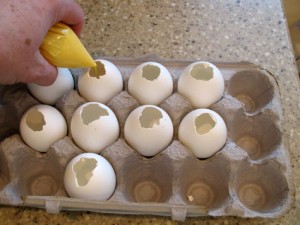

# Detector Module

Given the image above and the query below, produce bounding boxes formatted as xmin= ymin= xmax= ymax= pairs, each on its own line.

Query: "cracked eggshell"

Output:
xmin=20 ymin=104 xmax=67 ymax=152
xmin=124 ymin=105 xmax=173 ymax=157
xmin=178 ymin=108 xmax=227 ymax=158
xmin=178 ymin=61 xmax=224 ymax=108
xmin=128 ymin=62 xmax=173 ymax=105
xmin=70 ymin=102 xmax=119 ymax=153
xmin=64 ymin=153 xmax=116 ymax=200
xmin=27 ymin=68 xmax=74 ymax=105
xmin=78 ymin=59 xmax=123 ymax=103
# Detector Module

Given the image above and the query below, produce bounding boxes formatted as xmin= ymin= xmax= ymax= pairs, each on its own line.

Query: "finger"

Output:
xmin=24 ymin=52 xmax=58 ymax=86
xmin=58 ymin=1 xmax=85 ymax=36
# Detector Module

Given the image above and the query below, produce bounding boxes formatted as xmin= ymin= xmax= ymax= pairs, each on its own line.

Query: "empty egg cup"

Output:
xmin=228 ymin=70 xmax=274 ymax=114
xmin=121 ymin=153 xmax=173 ymax=203
xmin=178 ymin=154 xmax=230 ymax=210
xmin=230 ymin=110 xmax=281 ymax=160
xmin=234 ymin=160 xmax=289 ymax=213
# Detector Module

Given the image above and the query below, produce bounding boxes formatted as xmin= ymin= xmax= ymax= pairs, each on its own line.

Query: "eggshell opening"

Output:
xmin=139 ymin=107 xmax=163 ymax=128
xmin=195 ymin=113 xmax=216 ymax=135
xmin=190 ymin=63 xmax=213 ymax=81
xmin=89 ymin=61 xmax=106 ymax=79
xmin=142 ymin=65 xmax=160 ymax=81
xmin=26 ymin=109 xmax=46 ymax=131
xmin=73 ymin=157 xmax=97 ymax=186
xmin=80 ymin=103 xmax=109 ymax=126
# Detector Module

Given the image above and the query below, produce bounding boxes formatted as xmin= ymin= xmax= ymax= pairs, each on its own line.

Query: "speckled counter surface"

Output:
xmin=1 ymin=0 xmax=299 ymax=224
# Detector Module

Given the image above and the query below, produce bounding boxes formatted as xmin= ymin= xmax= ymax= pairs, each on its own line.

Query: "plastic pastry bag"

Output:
xmin=40 ymin=22 xmax=96 ymax=68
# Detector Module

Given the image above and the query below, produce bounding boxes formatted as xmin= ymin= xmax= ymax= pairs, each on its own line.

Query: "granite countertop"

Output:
xmin=0 ymin=0 xmax=299 ymax=224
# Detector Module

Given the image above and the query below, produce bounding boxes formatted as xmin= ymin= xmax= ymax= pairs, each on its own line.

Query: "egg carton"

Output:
xmin=0 ymin=56 xmax=294 ymax=221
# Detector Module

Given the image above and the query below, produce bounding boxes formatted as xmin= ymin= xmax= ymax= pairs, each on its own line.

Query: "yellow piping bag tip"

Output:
xmin=40 ymin=22 xmax=96 ymax=68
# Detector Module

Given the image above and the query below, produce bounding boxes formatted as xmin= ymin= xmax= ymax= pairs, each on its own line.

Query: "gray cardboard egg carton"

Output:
xmin=0 ymin=56 xmax=294 ymax=221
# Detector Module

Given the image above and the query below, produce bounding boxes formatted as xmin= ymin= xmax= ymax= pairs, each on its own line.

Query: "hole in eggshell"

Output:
xmin=190 ymin=63 xmax=213 ymax=81
xmin=142 ymin=65 xmax=160 ymax=81
xmin=89 ymin=61 xmax=106 ymax=79
xmin=26 ymin=108 xmax=46 ymax=131
xmin=195 ymin=113 xmax=216 ymax=135
xmin=81 ymin=104 xmax=109 ymax=126
xmin=139 ymin=107 xmax=163 ymax=128
xmin=73 ymin=157 xmax=97 ymax=186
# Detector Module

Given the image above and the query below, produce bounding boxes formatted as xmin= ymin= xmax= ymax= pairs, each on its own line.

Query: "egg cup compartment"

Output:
xmin=14 ymin=149 xmax=64 ymax=197
xmin=0 ymin=135 xmax=82 ymax=204
xmin=178 ymin=154 xmax=230 ymax=210
xmin=0 ymin=135 xmax=64 ymax=203
xmin=120 ymin=154 xmax=173 ymax=203
xmin=0 ymin=57 xmax=294 ymax=220
xmin=227 ymin=70 xmax=274 ymax=114
xmin=230 ymin=110 xmax=281 ymax=160
xmin=233 ymin=159 xmax=289 ymax=215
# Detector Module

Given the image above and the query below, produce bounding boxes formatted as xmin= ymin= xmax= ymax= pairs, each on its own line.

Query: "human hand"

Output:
xmin=0 ymin=0 xmax=84 ymax=86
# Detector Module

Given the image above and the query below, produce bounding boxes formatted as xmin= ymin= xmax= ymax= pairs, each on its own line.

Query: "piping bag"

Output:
xmin=40 ymin=22 xmax=96 ymax=68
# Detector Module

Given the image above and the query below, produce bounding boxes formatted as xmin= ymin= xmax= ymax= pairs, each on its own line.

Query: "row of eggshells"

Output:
xmin=28 ymin=59 xmax=224 ymax=108
xmin=20 ymin=59 xmax=227 ymax=200
xmin=20 ymin=60 xmax=226 ymax=158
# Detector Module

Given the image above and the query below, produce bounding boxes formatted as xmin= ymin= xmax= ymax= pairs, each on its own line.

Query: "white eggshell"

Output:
xmin=178 ymin=108 xmax=227 ymax=158
xmin=78 ymin=59 xmax=123 ymax=103
xmin=27 ymin=68 xmax=74 ymax=105
xmin=178 ymin=61 xmax=224 ymax=108
xmin=124 ymin=105 xmax=173 ymax=157
xmin=20 ymin=104 xmax=67 ymax=152
xmin=70 ymin=102 xmax=119 ymax=153
xmin=128 ymin=62 xmax=173 ymax=105
xmin=64 ymin=153 xmax=116 ymax=200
